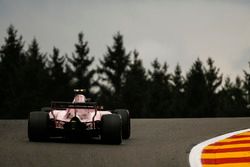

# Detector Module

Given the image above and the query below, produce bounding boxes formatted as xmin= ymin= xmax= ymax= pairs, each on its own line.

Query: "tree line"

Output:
xmin=0 ymin=25 xmax=250 ymax=119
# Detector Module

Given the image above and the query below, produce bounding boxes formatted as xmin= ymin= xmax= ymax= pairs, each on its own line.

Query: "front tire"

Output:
xmin=114 ymin=109 xmax=131 ymax=139
xmin=101 ymin=114 xmax=122 ymax=144
xmin=28 ymin=111 xmax=49 ymax=141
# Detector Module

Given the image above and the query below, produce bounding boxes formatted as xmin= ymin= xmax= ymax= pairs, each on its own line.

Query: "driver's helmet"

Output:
xmin=73 ymin=94 xmax=86 ymax=103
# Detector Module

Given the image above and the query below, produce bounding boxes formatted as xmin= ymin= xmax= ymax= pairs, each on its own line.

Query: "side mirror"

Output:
xmin=97 ymin=106 xmax=104 ymax=110
xmin=86 ymin=98 xmax=91 ymax=102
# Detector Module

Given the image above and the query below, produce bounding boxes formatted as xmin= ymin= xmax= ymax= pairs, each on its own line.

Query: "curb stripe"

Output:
xmin=203 ymin=147 xmax=250 ymax=153
xmin=202 ymin=152 xmax=250 ymax=158
xmin=202 ymin=157 xmax=250 ymax=164
xmin=205 ymin=144 xmax=250 ymax=149
xmin=222 ymin=137 xmax=250 ymax=142
xmin=210 ymin=140 xmax=250 ymax=146
xmin=228 ymin=135 xmax=250 ymax=139
xmin=202 ymin=163 xmax=250 ymax=167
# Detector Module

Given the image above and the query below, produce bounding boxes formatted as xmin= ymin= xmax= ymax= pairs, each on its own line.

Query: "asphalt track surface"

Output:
xmin=1 ymin=118 xmax=250 ymax=167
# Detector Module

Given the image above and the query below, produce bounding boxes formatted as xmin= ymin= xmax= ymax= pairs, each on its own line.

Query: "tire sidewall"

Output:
xmin=28 ymin=111 xmax=49 ymax=141
xmin=114 ymin=109 xmax=131 ymax=139
xmin=101 ymin=114 xmax=122 ymax=144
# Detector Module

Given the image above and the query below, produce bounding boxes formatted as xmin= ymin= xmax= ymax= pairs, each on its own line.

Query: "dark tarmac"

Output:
xmin=0 ymin=118 xmax=250 ymax=167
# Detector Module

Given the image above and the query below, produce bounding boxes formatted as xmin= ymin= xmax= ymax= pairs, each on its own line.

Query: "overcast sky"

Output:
xmin=0 ymin=0 xmax=250 ymax=78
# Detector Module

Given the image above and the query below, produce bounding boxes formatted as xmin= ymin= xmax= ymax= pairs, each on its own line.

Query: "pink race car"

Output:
xmin=28 ymin=89 xmax=130 ymax=144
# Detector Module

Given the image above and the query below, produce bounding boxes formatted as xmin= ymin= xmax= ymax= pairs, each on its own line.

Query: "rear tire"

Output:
xmin=101 ymin=114 xmax=122 ymax=144
xmin=114 ymin=109 xmax=131 ymax=139
xmin=28 ymin=111 xmax=49 ymax=141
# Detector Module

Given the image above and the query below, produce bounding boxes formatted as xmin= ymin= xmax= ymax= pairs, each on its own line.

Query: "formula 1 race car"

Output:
xmin=28 ymin=89 xmax=130 ymax=144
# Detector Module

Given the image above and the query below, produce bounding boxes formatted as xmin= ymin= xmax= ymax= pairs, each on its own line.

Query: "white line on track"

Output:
xmin=189 ymin=128 xmax=250 ymax=167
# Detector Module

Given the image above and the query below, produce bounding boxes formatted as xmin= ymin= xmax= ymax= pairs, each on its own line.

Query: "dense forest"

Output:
xmin=0 ymin=25 xmax=250 ymax=119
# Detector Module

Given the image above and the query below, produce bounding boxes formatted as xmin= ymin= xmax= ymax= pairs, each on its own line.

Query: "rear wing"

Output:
xmin=51 ymin=101 xmax=97 ymax=110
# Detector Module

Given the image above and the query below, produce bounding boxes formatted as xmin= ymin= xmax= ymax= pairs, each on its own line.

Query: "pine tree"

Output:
xmin=243 ymin=62 xmax=250 ymax=105
xmin=217 ymin=77 xmax=233 ymax=117
xmin=49 ymin=47 xmax=70 ymax=100
xmin=148 ymin=59 xmax=172 ymax=117
xmin=233 ymin=76 xmax=248 ymax=116
xmin=50 ymin=47 xmax=65 ymax=80
xmin=68 ymin=32 xmax=95 ymax=96
xmin=205 ymin=58 xmax=223 ymax=94
xmin=185 ymin=58 xmax=207 ymax=117
xmin=170 ymin=64 xmax=185 ymax=117
xmin=24 ymin=38 xmax=50 ymax=110
xmin=204 ymin=57 xmax=223 ymax=117
xmin=0 ymin=25 xmax=26 ymax=118
xmin=172 ymin=64 xmax=184 ymax=94
xmin=218 ymin=76 xmax=248 ymax=117
xmin=0 ymin=25 xmax=25 ymax=67
xmin=122 ymin=50 xmax=148 ymax=118
xmin=97 ymin=32 xmax=130 ymax=107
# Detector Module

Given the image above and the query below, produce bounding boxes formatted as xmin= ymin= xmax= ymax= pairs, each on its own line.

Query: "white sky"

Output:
xmin=0 ymin=0 xmax=250 ymax=78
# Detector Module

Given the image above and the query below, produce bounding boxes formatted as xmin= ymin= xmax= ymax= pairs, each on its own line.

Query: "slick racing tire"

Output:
xmin=101 ymin=114 xmax=122 ymax=145
xmin=41 ymin=107 xmax=51 ymax=112
xmin=28 ymin=111 xmax=49 ymax=141
xmin=114 ymin=109 xmax=131 ymax=139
